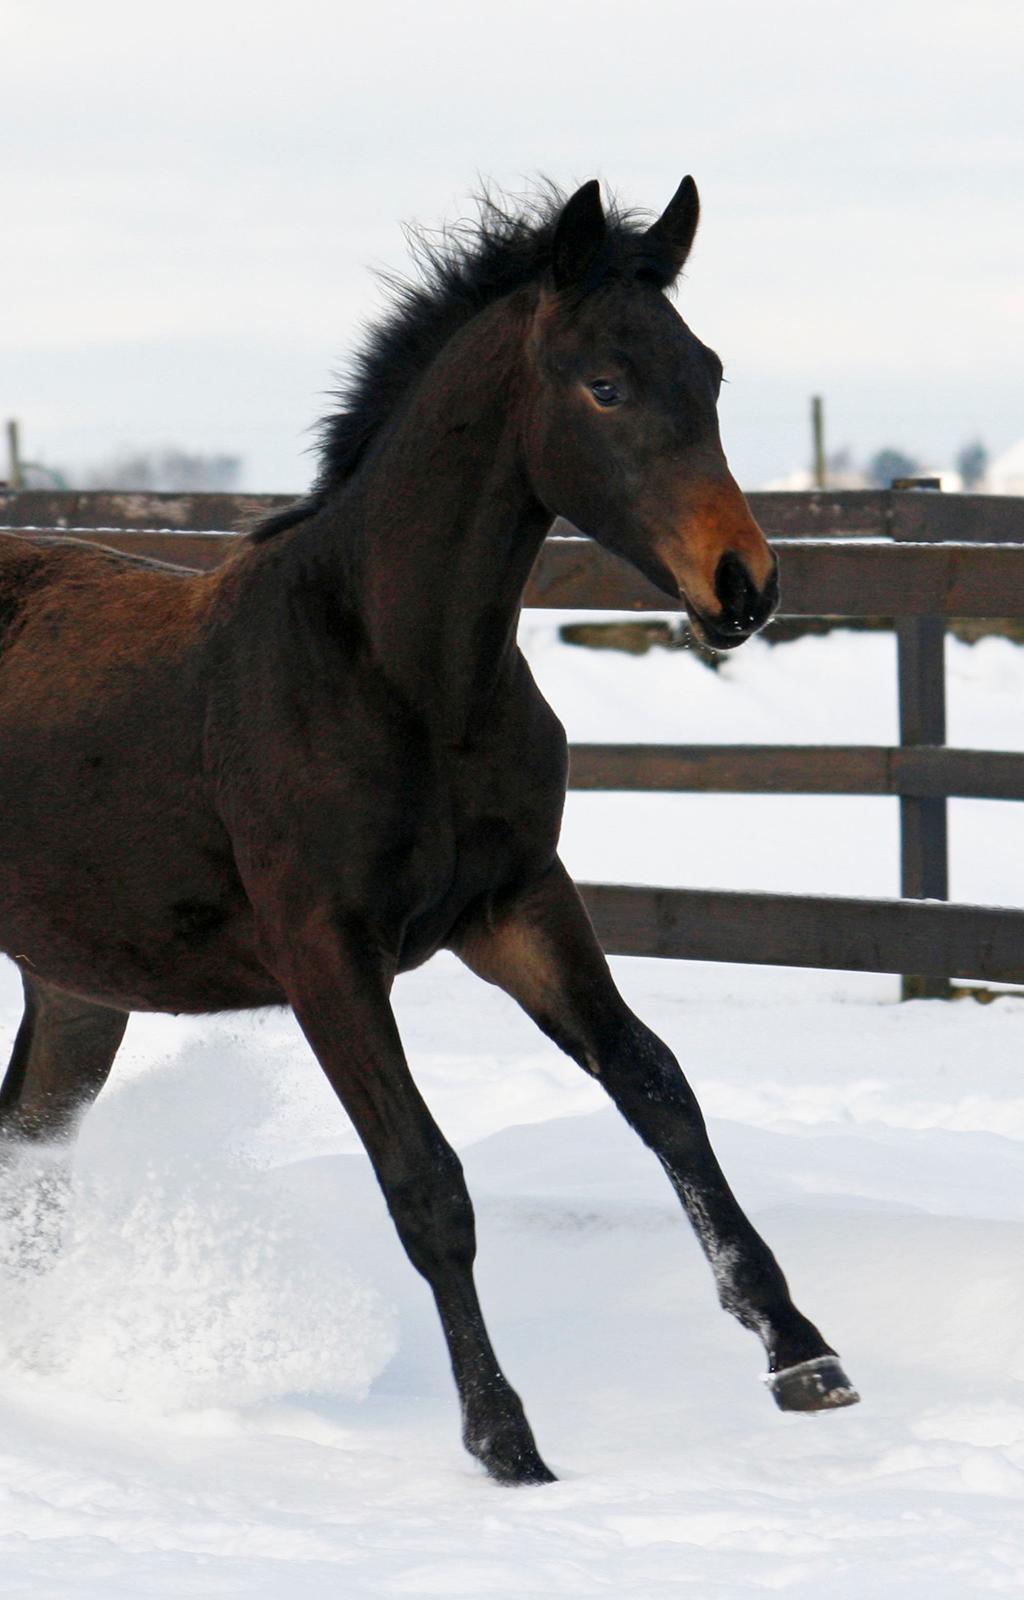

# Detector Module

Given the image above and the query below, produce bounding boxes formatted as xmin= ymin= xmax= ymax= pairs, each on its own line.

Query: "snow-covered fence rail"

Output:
xmin=3 ymin=490 xmax=1023 ymax=994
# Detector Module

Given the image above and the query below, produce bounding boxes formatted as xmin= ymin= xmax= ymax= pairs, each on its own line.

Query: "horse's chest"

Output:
xmin=396 ymin=748 xmax=563 ymax=967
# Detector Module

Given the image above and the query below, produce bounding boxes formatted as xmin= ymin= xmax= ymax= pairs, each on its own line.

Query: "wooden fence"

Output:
xmin=3 ymin=488 xmax=1023 ymax=994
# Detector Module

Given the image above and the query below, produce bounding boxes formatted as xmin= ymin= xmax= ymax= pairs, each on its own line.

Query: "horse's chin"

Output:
xmin=627 ymin=559 xmax=758 ymax=652
xmin=685 ymin=605 xmax=755 ymax=652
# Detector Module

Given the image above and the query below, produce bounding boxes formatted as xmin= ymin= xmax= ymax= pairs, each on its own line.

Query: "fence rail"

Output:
xmin=3 ymin=490 xmax=1023 ymax=991
xmin=3 ymin=487 xmax=1023 ymax=542
xmin=578 ymin=885 xmax=1024 ymax=985
xmin=568 ymin=744 xmax=1024 ymax=802
xmin=7 ymin=524 xmax=1024 ymax=618
xmin=531 ymin=537 xmax=1024 ymax=618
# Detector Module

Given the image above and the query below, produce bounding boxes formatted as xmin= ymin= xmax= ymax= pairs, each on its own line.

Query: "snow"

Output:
xmin=1 ymin=623 xmax=1023 ymax=1597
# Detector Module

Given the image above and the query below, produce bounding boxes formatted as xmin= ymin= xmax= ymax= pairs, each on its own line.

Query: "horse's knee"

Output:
xmin=383 ymin=1146 xmax=477 ymax=1280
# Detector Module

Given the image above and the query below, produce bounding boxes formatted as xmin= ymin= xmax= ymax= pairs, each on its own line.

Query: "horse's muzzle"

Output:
xmin=691 ymin=549 xmax=779 ymax=650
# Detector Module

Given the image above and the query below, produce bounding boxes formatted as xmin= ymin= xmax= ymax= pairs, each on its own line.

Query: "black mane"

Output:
xmin=249 ymin=186 xmax=680 ymax=542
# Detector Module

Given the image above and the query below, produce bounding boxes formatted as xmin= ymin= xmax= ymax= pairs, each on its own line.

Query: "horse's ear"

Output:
xmin=646 ymin=175 xmax=700 ymax=274
xmin=551 ymin=180 xmax=607 ymax=290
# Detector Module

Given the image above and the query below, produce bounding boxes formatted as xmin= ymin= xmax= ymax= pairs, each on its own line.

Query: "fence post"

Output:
xmin=893 ymin=477 xmax=951 ymax=1000
xmin=5 ymin=419 xmax=24 ymax=489
xmin=811 ymin=396 xmax=826 ymax=489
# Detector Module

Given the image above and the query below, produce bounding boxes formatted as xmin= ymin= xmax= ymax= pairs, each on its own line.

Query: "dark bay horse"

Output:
xmin=0 ymin=178 xmax=857 ymax=1483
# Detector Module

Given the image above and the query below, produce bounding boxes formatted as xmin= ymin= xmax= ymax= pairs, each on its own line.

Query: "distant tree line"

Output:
xmin=12 ymin=448 xmax=244 ymax=493
xmin=63 ymin=449 xmax=243 ymax=493
xmin=864 ymin=440 xmax=988 ymax=490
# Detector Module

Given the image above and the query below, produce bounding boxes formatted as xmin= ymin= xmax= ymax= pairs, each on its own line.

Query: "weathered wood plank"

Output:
xmin=535 ymin=538 xmax=1024 ymax=617
xmin=0 ymin=528 xmax=239 ymax=572
xmin=0 ymin=490 xmax=292 ymax=532
xmin=892 ymin=489 xmax=951 ymax=995
xmin=897 ymin=611 xmax=949 ymax=994
xmin=747 ymin=490 xmax=890 ymax=538
xmin=579 ymin=882 xmax=1024 ymax=983
xmin=5 ymin=490 xmax=1022 ymax=541
xmin=567 ymin=744 xmax=1024 ymax=801
xmin=8 ymin=529 xmax=1024 ymax=616
xmin=753 ymin=489 xmax=1022 ymax=544
xmin=551 ymin=493 xmax=892 ymax=541
xmin=889 ymin=492 xmax=1024 ymax=544
xmin=569 ymin=744 xmax=888 ymax=793
xmin=6 ymin=531 xmax=1024 ymax=617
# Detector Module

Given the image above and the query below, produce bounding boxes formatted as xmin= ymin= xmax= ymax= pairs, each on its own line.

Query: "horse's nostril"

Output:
xmin=713 ymin=550 xmax=760 ymax=630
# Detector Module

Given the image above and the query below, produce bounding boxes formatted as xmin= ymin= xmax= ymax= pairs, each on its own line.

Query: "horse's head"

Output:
xmin=523 ymin=179 xmax=777 ymax=649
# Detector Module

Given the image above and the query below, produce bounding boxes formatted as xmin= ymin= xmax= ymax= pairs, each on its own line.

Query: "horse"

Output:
xmin=0 ymin=177 xmax=857 ymax=1484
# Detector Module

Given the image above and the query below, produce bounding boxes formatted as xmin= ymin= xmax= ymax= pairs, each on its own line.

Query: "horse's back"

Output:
xmin=0 ymin=533 xmax=51 ymax=650
xmin=0 ymin=532 xmax=206 ymax=681
xmin=0 ymin=533 xmax=227 ymax=769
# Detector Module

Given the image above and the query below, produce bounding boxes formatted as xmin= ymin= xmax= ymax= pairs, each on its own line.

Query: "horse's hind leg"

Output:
xmin=456 ymin=860 xmax=859 ymax=1417
xmin=0 ymin=974 xmax=127 ymax=1269
xmin=0 ymin=972 xmax=127 ymax=1144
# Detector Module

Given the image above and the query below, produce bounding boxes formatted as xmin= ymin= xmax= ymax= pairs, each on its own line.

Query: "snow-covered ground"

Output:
xmin=1 ymin=625 xmax=1023 ymax=1598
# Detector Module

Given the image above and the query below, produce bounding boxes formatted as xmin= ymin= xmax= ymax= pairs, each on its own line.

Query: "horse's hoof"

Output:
xmin=493 ymin=1452 xmax=558 ymax=1487
xmin=765 ymin=1355 xmax=860 ymax=1413
xmin=466 ymin=1424 xmax=558 ymax=1486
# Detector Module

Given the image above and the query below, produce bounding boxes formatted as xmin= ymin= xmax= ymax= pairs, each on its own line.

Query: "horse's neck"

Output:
xmin=316 ymin=299 xmax=550 ymax=732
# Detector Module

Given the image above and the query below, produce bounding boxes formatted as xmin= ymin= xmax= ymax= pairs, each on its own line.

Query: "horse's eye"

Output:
xmin=590 ymin=379 xmax=622 ymax=408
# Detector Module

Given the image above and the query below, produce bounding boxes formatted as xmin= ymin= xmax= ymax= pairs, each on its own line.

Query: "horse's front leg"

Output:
xmin=455 ymin=860 xmax=859 ymax=1413
xmin=255 ymin=903 xmax=555 ymax=1485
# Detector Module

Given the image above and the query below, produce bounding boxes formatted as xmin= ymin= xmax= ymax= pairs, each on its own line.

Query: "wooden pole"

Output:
xmin=5 ymin=419 xmax=24 ymax=489
xmin=811 ymin=396 xmax=826 ymax=489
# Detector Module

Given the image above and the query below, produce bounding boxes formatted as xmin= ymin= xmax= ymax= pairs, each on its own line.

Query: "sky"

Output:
xmin=3 ymin=0 xmax=1022 ymax=492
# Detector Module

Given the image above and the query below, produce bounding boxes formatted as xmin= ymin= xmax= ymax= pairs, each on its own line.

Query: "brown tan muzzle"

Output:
xmin=659 ymin=476 xmax=779 ymax=650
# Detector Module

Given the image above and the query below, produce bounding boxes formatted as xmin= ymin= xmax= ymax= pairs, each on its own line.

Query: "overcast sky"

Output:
xmin=4 ymin=0 xmax=1021 ymax=490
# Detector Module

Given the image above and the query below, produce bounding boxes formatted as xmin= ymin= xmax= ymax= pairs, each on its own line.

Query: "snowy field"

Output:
xmin=1 ymin=623 xmax=1023 ymax=1598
